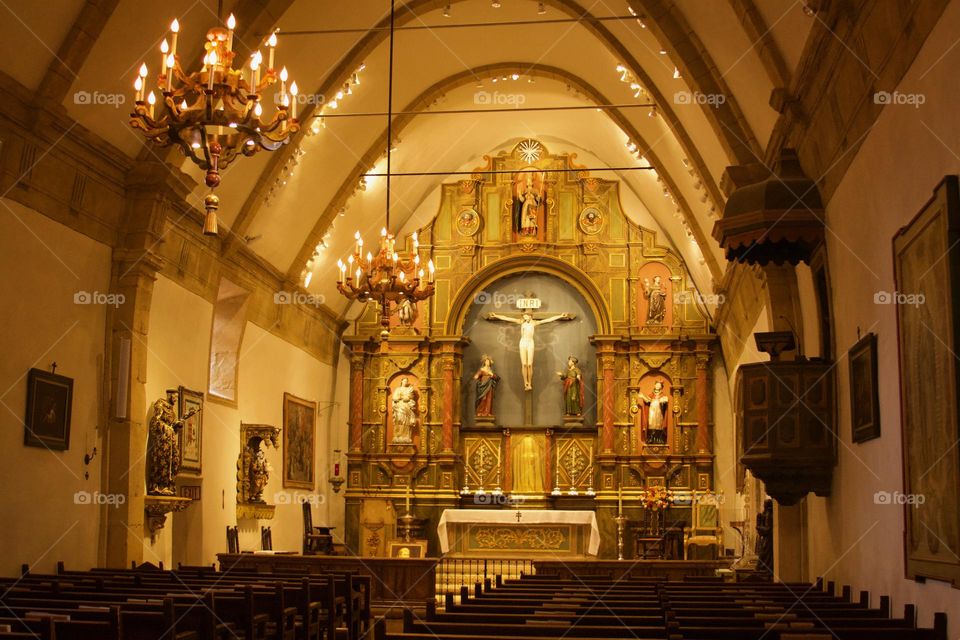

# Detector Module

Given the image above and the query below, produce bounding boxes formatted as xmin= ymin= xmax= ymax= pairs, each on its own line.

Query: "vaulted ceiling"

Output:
xmin=0 ymin=0 xmax=817 ymax=316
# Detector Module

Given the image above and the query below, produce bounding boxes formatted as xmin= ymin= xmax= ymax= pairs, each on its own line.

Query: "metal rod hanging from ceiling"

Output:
xmin=280 ymin=15 xmax=644 ymax=36
xmin=386 ymin=0 xmax=396 ymax=233
xmin=363 ymin=166 xmax=658 ymax=178
xmin=312 ymin=102 xmax=657 ymax=120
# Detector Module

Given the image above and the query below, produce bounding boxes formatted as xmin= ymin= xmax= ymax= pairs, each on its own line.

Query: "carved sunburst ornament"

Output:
xmin=518 ymin=139 xmax=542 ymax=163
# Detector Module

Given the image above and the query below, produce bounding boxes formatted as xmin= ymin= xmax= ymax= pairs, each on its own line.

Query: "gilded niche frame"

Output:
xmin=894 ymin=175 xmax=960 ymax=587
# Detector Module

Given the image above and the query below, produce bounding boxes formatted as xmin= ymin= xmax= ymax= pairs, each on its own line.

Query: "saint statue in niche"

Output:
xmin=473 ymin=355 xmax=500 ymax=418
xmin=486 ymin=310 xmax=573 ymax=390
xmin=512 ymin=171 xmax=546 ymax=236
xmin=642 ymin=275 xmax=668 ymax=324
xmin=634 ymin=380 xmax=669 ymax=445
xmin=146 ymin=391 xmax=199 ymax=495
xmin=391 ymin=378 xmax=419 ymax=444
xmin=557 ymin=355 xmax=585 ymax=416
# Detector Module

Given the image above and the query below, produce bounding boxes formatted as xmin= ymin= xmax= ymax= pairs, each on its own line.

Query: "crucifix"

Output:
xmin=485 ymin=307 xmax=575 ymax=391
xmin=515 ymin=510 xmax=523 ymax=522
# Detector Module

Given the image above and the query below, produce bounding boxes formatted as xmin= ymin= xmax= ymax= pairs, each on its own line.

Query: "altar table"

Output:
xmin=437 ymin=509 xmax=600 ymax=556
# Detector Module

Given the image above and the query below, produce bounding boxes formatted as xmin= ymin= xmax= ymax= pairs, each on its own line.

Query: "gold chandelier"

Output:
xmin=130 ymin=14 xmax=299 ymax=235
xmin=335 ymin=0 xmax=435 ymax=336
xmin=337 ymin=229 xmax=435 ymax=338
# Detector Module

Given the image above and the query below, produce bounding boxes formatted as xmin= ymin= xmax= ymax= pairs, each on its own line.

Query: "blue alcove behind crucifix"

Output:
xmin=460 ymin=272 xmax=598 ymax=428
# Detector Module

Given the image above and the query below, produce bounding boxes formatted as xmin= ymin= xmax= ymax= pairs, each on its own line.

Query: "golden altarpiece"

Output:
xmin=343 ymin=140 xmax=717 ymax=558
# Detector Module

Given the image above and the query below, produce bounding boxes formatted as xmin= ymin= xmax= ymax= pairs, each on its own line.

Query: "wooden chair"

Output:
xmin=302 ymin=504 xmax=334 ymax=555
xmin=684 ymin=491 xmax=723 ymax=559
xmin=226 ymin=525 xmax=239 ymax=554
xmin=261 ymin=526 xmax=273 ymax=551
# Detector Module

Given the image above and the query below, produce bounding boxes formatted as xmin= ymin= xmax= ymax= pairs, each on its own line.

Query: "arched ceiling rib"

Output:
xmin=276 ymin=62 xmax=723 ymax=285
xmin=224 ymin=0 xmax=758 ymax=262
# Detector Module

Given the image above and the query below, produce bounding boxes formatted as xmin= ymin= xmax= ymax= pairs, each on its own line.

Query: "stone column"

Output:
xmin=695 ymin=348 xmax=711 ymax=454
xmin=104 ymin=162 xmax=191 ymax=568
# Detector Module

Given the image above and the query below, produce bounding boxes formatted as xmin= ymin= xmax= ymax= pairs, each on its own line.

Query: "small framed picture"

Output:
xmin=178 ymin=386 xmax=204 ymax=474
xmin=24 ymin=368 xmax=73 ymax=450
xmin=849 ymin=333 xmax=880 ymax=443
xmin=388 ymin=541 xmax=427 ymax=558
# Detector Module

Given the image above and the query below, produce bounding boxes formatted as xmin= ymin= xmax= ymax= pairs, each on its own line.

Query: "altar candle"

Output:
xmin=617 ymin=486 xmax=623 ymax=515
xmin=405 ymin=487 xmax=411 ymax=512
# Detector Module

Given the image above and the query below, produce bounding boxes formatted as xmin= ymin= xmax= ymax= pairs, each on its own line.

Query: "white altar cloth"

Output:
xmin=437 ymin=509 xmax=600 ymax=555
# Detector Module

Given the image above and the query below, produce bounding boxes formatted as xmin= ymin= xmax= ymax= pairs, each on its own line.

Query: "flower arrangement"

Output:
xmin=639 ymin=486 xmax=673 ymax=511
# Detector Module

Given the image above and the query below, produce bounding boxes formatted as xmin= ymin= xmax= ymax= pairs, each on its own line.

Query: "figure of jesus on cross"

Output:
xmin=486 ymin=308 xmax=574 ymax=391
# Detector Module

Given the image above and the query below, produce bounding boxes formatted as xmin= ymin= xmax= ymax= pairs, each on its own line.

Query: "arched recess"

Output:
xmin=207 ymin=278 xmax=251 ymax=403
xmin=225 ymin=0 xmax=749 ymax=260
xmin=278 ymin=63 xmax=723 ymax=284
xmin=443 ymin=254 xmax=613 ymax=337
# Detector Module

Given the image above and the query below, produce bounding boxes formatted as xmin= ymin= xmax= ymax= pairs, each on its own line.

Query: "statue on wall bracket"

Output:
xmin=147 ymin=390 xmax=199 ymax=496
xmin=557 ymin=355 xmax=585 ymax=421
xmin=473 ymin=355 xmax=499 ymax=423
xmin=486 ymin=310 xmax=573 ymax=391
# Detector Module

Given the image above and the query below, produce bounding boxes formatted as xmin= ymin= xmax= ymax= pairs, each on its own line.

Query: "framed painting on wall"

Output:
xmin=177 ymin=386 xmax=203 ymax=474
xmin=849 ymin=333 xmax=880 ymax=443
xmin=894 ymin=175 xmax=960 ymax=587
xmin=283 ymin=392 xmax=316 ymax=489
xmin=24 ymin=368 xmax=73 ymax=450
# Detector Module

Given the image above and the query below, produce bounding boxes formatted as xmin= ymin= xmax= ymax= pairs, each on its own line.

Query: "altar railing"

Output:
xmin=436 ymin=557 xmax=535 ymax=605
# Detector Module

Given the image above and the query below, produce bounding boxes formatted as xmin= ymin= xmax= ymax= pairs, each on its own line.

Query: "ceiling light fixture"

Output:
xmin=129 ymin=15 xmax=299 ymax=236
xmin=336 ymin=0 xmax=435 ymax=338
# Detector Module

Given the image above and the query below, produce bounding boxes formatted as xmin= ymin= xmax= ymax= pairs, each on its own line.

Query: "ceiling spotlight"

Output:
xmin=443 ymin=3 xmax=451 ymax=17
xmin=648 ymin=105 xmax=657 ymax=117
xmin=538 ymin=2 xmax=546 ymax=14
xmin=659 ymin=48 xmax=667 ymax=55
xmin=673 ymin=66 xmax=681 ymax=79
xmin=511 ymin=73 xmax=519 ymax=80
xmin=492 ymin=0 xmax=501 ymax=7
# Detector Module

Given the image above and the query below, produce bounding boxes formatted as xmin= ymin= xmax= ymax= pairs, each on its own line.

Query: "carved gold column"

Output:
xmin=503 ymin=428 xmax=512 ymax=492
xmin=349 ymin=347 xmax=365 ymax=453
xmin=441 ymin=353 xmax=456 ymax=452
xmin=544 ymin=428 xmax=553 ymax=492
xmin=695 ymin=346 xmax=711 ymax=454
